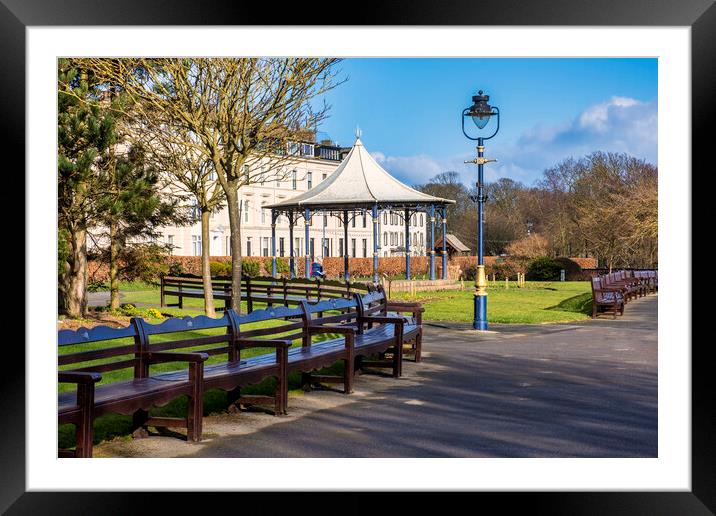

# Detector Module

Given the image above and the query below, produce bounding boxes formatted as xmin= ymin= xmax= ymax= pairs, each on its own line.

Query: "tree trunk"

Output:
xmin=59 ymin=226 xmax=88 ymax=318
xmin=225 ymin=186 xmax=242 ymax=313
xmin=201 ymin=208 xmax=216 ymax=317
xmin=109 ymin=221 xmax=120 ymax=310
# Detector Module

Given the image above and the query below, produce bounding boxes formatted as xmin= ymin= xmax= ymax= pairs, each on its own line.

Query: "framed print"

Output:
xmin=3 ymin=0 xmax=713 ymax=512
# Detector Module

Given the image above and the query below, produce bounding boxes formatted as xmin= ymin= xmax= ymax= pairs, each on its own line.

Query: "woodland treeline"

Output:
xmin=416 ymin=152 xmax=658 ymax=269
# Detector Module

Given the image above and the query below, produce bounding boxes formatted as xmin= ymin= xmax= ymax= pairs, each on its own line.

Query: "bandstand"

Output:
xmin=266 ymin=136 xmax=455 ymax=283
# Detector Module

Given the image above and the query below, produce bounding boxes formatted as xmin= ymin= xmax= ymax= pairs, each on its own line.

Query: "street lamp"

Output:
xmin=462 ymin=90 xmax=500 ymax=331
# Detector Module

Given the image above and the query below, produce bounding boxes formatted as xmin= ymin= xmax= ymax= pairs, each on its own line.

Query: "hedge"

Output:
xmin=87 ymin=254 xmax=596 ymax=283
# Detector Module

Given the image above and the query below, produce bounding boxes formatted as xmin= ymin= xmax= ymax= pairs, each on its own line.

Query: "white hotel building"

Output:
xmin=159 ymin=138 xmax=428 ymax=260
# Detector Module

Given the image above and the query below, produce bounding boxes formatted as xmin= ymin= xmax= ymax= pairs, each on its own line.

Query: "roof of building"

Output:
xmin=265 ymin=137 xmax=455 ymax=211
xmin=436 ymin=233 xmax=471 ymax=252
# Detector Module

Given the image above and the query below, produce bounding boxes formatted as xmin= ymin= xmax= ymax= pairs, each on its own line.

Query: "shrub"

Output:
xmin=145 ymin=308 xmax=165 ymax=319
xmin=270 ymin=257 xmax=290 ymax=277
xmin=209 ymin=261 xmax=231 ymax=277
xmin=168 ymin=261 xmax=184 ymax=276
xmin=118 ymin=303 xmax=140 ymax=316
xmin=525 ymin=256 xmax=562 ymax=281
xmin=242 ymin=259 xmax=261 ymax=278
xmin=118 ymin=244 xmax=169 ymax=283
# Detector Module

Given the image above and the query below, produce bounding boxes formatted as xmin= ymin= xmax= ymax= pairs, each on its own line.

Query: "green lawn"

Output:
xmin=391 ymin=281 xmax=593 ymax=324
xmin=115 ymin=280 xmax=593 ymax=325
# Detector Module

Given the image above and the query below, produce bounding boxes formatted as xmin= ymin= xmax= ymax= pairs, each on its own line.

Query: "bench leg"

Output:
xmin=178 ymin=295 xmax=183 ymax=309
xmin=75 ymin=383 xmax=95 ymax=458
xmin=344 ymin=355 xmax=354 ymax=394
xmin=132 ymin=409 xmax=150 ymax=438
xmin=186 ymin=363 xmax=203 ymax=443
xmin=354 ymin=355 xmax=364 ymax=374
xmin=301 ymin=372 xmax=313 ymax=391
xmin=414 ymin=332 xmax=422 ymax=363
xmin=227 ymin=386 xmax=241 ymax=407
xmin=275 ymin=374 xmax=288 ymax=415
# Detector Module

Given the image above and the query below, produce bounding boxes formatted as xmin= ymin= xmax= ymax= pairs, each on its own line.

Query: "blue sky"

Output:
xmin=316 ymin=58 xmax=657 ymax=186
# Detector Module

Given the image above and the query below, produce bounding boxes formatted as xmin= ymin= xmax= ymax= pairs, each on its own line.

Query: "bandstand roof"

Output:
xmin=265 ymin=137 xmax=455 ymax=212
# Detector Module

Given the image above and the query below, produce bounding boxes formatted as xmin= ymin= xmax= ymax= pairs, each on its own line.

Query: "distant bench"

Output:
xmin=59 ymin=287 xmax=423 ymax=457
xmin=590 ymin=269 xmax=657 ymax=319
xmin=160 ymin=274 xmax=373 ymax=313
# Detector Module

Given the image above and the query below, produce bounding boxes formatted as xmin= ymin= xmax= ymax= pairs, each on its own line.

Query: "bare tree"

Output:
xmin=139 ymin=122 xmax=226 ymax=316
xmin=82 ymin=57 xmax=343 ymax=312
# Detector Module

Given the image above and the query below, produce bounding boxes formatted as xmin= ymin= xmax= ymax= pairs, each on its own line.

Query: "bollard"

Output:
xmin=505 ymin=277 xmax=509 ymax=289
xmin=560 ymin=269 xmax=566 ymax=282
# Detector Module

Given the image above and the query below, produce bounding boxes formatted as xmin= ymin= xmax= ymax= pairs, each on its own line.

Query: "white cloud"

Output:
xmin=370 ymin=151 xmax=445 ymax=185
xmin=369 ymin=96 xmax=657 ymax=187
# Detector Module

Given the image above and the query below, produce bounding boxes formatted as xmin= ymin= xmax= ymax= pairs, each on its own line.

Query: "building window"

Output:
xmin=295 ymin=237 xmax=301 ymax=255
xmin=246 ymin=237 xmax=252 ymax=256
xmin=310 ymin=238 xmax=315 ymax=259
xmin=279 ymin=237 xmax=285 ymax=257
xmin=323 ymin=214 xmax=328 ymax=226
xmin=339 ymin=238 xmax=344 ymax=256
xmin=400 ymin=233 xmax=404 ymax=246
xmin=322 ymin=173 xmax=327 ymax=181
xmin=362 ymin=239 xmax=367 ymax=258
xmin=383 ymin=232 xmax=388 ymax=246
xmin=383 ymin=212 xmax=387 ymax=225
xmin=420 ymin=233 xmax=424 ymax=246
xmin=301 ymin=143 xmax=314 ymax=156
xmin=307 ymin=172 xmax=313 ymax=189
xmin=351 ymin=238 xmax=356 ymax=258
xmin=262 ymin=237 xmax=269 ymax=257
xmin=420 ymin=214 xmax=424 ymax=227
xmin=292 ymin=170 xmax=297 ymax=190
xmin=167 ymin=235 xmax=174 ymax=255
xmin=362 ymin=213 xmax=367 ymax=228
xmin=244 ymin=200 xmax=250 ymax=223
xmin=261 ymin=204 xmax=267 ymax=224
xmin=192 ymin=235 xmax=202 ymax=256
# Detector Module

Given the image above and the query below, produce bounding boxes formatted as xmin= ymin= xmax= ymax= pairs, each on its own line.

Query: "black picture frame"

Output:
xmin=3 ymin=0 xmax=712 ymax=513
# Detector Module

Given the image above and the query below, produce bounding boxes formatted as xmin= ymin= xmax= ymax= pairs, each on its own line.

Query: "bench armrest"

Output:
xmin=142 ymin=351 xmax=209 ymax=364
xmin=235 ymin=338 xmax=292 ymax=350
xmin=58 ymin=371 xmax=102 ymax=384
xmin=360 ymin=315 xmax=407 ymax=326
xmin=386 ymin=302 xmax=424 ymax=313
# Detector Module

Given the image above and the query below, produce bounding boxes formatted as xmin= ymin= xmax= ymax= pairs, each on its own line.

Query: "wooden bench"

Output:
xmin=590 ymin=276 xmax=625 ymax=319
xmin=602 ymin=271 xmax=645 ymax=301
xmin=58 ymin=323 xmax=209 ymax=458
xmin=160 ymin=275 xmax=232 ymax=310
xmin=358 ymin=286 xmax=424 ymax=363
xmin=301 ymin=295 xmax=405 ymax=382
xmin=160 ymin=274 xmax=373 ymax=313
xmin=139 ymin=309 xmax=292 ymax=420
xmin=59 ymin=295 xmax=423 ymax=456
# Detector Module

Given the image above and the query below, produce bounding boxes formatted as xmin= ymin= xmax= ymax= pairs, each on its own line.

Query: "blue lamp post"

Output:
xmin=462 ymin=90 xmax=500 ymax=331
